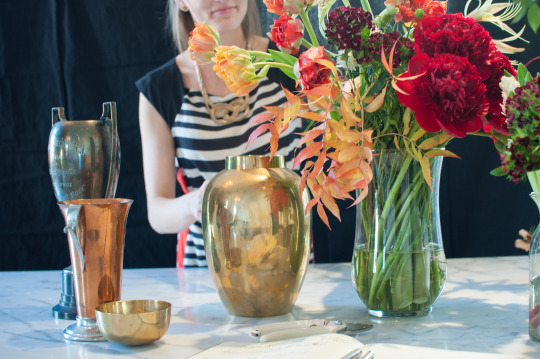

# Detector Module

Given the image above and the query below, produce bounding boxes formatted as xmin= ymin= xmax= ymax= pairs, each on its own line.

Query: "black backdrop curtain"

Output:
xmin=1 ymin=0 xmax=538 ymax=270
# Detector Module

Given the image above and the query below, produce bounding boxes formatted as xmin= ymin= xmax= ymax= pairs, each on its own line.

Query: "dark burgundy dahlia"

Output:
xmin=325 ymin=6 xmax=373 ymax=52
xmin=501 ymin=75 xmax=540 ymax=182
xmin=358 ymin=31 xmax=414 ymax=68
xmin=484 ymin=43 xmax=516 ymax=131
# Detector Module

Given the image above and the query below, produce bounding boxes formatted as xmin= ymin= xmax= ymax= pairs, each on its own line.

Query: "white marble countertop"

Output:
xmin=1 ymin=256 xmax=539 ymax=358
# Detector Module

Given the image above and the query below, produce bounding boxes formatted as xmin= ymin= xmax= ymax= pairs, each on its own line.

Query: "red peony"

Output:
xmin=268 ymin=15 xmax=304 ymax=55
xmin=396 ymin=53 xmax=489 ymax=138
xmin=295 ymin=46 xmax=334 ymax=90
xmin=412 ymin=14 xmax=517 ymax=135
xmin=483 ymin=114 xmax=509 ymax=136
xmin=483 ymin=43 xmax=516 ymax=135
xmin=413 ymin=13 xmax=493 ymax=80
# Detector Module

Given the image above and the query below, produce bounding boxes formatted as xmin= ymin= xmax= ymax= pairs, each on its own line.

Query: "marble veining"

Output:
xmin=0 ymin=256 xmax=538 ymax=358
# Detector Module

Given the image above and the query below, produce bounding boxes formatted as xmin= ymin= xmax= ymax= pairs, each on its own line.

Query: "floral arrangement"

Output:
xmin=189 ymin=0 xmax=523 ymax=225
xmin=189 ymin=0 xmax=527 ymax=314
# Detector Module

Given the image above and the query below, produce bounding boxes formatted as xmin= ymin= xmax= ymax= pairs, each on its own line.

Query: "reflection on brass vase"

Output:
xmin=48 ymin=102 xmax=120 ymax=201
xmin=202 ymin=155 xmax=311 ymax=317
xmin=351 ymin=150 xmax=446 ymax=317
xmin=58 ymin=198 xmax=133 ymax=341
xmin=529 ymin=192 xmax=540 ymax=342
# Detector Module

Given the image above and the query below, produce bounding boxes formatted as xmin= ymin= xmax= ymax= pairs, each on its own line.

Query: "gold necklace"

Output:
xmin=194 ymin=42 xmax=252 ymax=124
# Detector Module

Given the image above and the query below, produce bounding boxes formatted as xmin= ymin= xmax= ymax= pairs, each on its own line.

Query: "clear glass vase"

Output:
xmin=351 ymin=149 xmax=447 ymax=317
xmin=529 ymin=192 xmax=540 ymax=342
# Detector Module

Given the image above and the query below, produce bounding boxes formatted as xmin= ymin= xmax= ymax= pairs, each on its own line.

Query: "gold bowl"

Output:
xmin=95 ymin=300 xmax=171 ymax=346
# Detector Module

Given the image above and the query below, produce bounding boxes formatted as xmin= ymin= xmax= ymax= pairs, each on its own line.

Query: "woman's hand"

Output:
xmin=193 ymin=180 xmax=209 ymax=223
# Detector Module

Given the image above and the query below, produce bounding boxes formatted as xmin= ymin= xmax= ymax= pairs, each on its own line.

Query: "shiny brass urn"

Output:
xmin=202 ymin=155 xmax=311 ymax=317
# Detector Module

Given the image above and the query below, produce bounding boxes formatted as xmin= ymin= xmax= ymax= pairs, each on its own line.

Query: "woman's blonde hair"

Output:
xmin=167 ymin=0 xmax=262 ymax=52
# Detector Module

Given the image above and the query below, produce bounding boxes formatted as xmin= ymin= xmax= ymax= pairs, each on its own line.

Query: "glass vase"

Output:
xmin=529 ymin=192 xmax=540 ymax=342
xmin=351 ymin=149 xmax=447 ymax=317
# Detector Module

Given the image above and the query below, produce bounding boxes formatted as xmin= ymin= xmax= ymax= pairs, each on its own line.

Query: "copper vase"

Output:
xmin=58 ymin=198 xmax=133 ymax=341
xmin=202 ymin=155 xmax=311 ymax=317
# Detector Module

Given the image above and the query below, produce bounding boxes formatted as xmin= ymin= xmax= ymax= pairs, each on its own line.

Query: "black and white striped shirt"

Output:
xmin=136 ymin=57 xmax=302 ymax=267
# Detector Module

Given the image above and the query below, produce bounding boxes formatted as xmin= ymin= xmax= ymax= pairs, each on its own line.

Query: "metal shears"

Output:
xmin=249 ymin=319 xmax=373 ymax=342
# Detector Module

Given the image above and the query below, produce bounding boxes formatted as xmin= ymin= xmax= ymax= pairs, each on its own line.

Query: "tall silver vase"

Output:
xmin=48 ymin=102 xmax=120 ymax=201
xmin=48 ymin=102 xmax=121 ymax=322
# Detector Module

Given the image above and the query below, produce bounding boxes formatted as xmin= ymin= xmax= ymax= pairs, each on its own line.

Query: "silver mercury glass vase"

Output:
xmin=48 ymin=102 xmax=120 ymax=201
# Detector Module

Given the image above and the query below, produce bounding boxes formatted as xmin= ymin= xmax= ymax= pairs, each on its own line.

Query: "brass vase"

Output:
xmin=202 ymin=155 xmax=311 ymax=317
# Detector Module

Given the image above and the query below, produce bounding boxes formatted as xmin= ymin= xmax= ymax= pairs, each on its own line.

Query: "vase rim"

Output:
xmin=58 ymin=198 xmax=134 ymax=206
xmin=225 ymin=155 xmax=284 ymax=170
xmin=372 ymin=147 xmax=445 ymax=154
xmin=530 ymin=192 xmax=540 ymax=212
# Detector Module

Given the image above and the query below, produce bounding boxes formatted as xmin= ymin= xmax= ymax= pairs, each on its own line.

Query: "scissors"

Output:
xmin=249 ymin=319 xmax=373 ymax=342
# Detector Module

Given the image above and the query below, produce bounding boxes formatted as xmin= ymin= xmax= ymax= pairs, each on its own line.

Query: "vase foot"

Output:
xmin=63 ymin=317 xmax=105 ymax=342
xmin=368 ymin=307 xmax=431 ymax=318
xmin=530 ymin=330 xmax=540 ymax=343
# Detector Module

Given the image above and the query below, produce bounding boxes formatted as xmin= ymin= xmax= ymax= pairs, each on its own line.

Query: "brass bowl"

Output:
xmin=95 ymin=300 xmax=171 ymax=346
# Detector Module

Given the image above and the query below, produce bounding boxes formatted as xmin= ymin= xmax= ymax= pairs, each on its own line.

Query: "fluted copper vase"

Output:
xmin=202 ymin=155 xmax=311 ymax=317
xmin=58 ymin=198 xmax=133 ymax=341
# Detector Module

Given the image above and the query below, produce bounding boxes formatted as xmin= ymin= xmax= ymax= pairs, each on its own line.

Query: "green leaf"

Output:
xmin=410 ymin=128 xmax=426 ymax=142
xmin=268 ymin=49 xmax=298 ymax=66
xmin=330 ymin=111 xmax=341 ymax=120
xmin=424 ymin=149 xmax=460 ymax=159
xmin=517 ymin=63 xmax=530 ymax=86
xmin=318 ymin=0 xmax=337 ymax=36
xmin=279 ymin=68 xmax=297 ymax=81
xmin=420 ymin=156 xmax=432 ymax=190
xmin=490 ymin=166 xmax=506 ymax=176
xmin=403 ymin=107 xmax=412 ymax=135
xmin=527 ymin=4 xmax=540 ymax=33
xmin=393 ymin=135 xmax=401 ymax=151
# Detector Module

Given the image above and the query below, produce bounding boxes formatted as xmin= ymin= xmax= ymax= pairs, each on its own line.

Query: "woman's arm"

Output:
xmin=138 ymin=93 xmax=205 ymax=234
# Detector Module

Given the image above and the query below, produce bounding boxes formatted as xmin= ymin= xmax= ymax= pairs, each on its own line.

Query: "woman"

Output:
xmin=136 ymin=0 xmax=302 ymax=267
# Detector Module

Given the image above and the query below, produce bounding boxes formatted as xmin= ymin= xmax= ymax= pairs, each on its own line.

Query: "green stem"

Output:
xmin=384 ymin=170 xmax=423 ymax=246
xmin=369 ymin=180 xmax=423 ymax=303
xmin=248 ymin=50 xmax=273 ymax=60
xmin=379 ymin=154 xmax=413 ymax=226
xmin=359 ymin=0 xmax=373 ymax=14
xmin=412 ymin=251 xmax=429 ymax=304
xmin=300 ymin=9 xmax=319 ymax=47
xmin=468 ymin=130 xmax=507 ymax=147
xmin=393 ymin=252 xmax=413 ymax=309
xmin=368 ymin=154 xmax=414 ymax=302
xmin=301 ymin=38 xmax=313 ymax=49
xmin=528 ymin=170 xmax=540 ymax=196
xmin=253 ymin=62 xmax=294 ymax=71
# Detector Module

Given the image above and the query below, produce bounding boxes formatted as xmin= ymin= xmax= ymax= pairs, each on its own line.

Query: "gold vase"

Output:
xmin=202 ymin=155 xmax=311 ymax=317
